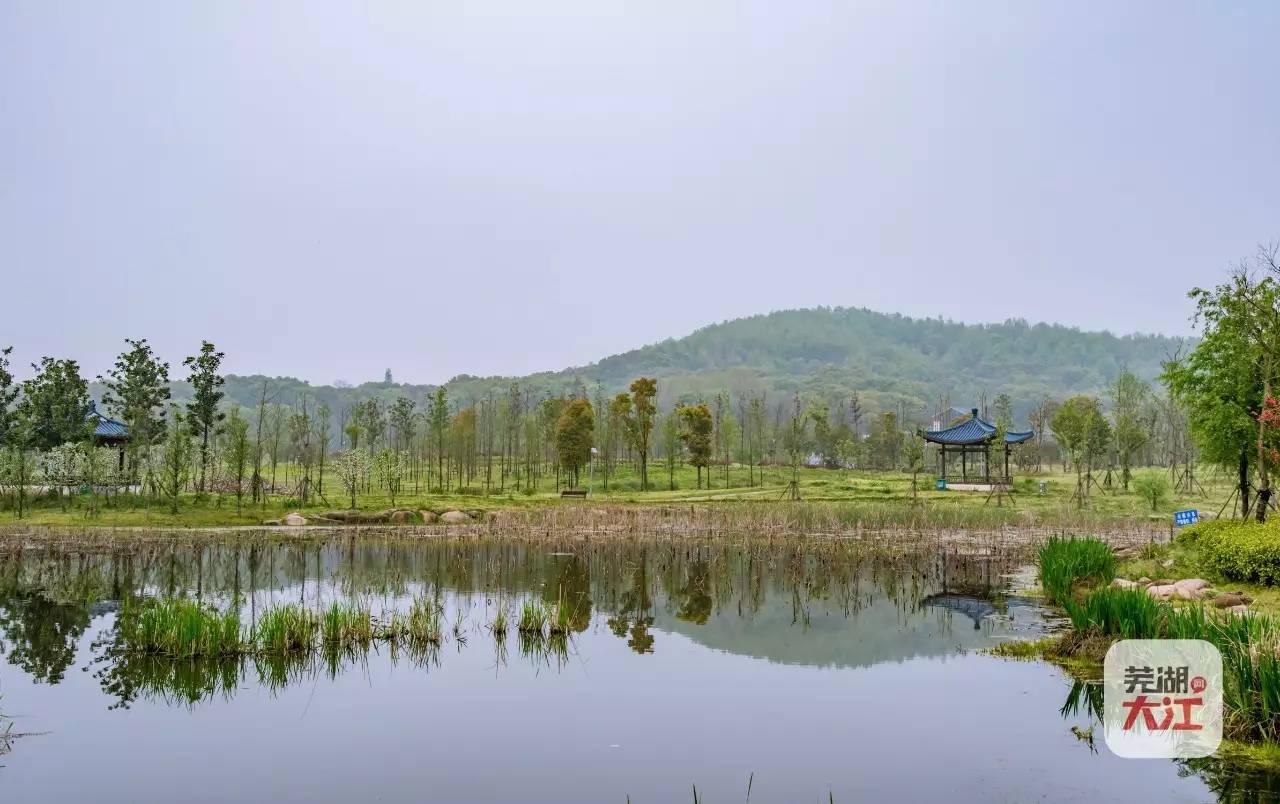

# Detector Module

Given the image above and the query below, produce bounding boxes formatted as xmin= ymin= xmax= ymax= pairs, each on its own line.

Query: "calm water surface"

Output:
xmin=0 ymin=535 xmax=1272 ymax=802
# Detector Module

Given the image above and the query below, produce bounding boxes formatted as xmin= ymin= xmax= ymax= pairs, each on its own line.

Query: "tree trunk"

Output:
xmin=1240 ymin=448 xmax=1251 ymax=520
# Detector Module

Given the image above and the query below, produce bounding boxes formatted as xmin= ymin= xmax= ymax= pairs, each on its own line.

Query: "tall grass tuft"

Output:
xmin=255 ymin=605 xmax=320 ymax=654
xmin=321 ymin=602 xmax=374 ymax=650
xmin=1038 ymin=536 xmax=1115 ymax=604
xmin=128 ymin=598 xmax=247 ymax=658
xmin=517 ymin=599 xmax=548 ymax=635
xmin=1063 ymin=587 xmax=1160 ymax=639
xmin=407 ymin=595 xmax=444 ymax=647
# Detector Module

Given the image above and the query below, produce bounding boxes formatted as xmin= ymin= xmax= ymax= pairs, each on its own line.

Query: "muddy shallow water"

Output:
xmin=0 ymin=535 xmax=1270 ymax=802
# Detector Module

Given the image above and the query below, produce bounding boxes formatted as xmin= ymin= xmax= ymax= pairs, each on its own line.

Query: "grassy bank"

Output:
xmin=0 ymin=464 xmax=1233 ymax=530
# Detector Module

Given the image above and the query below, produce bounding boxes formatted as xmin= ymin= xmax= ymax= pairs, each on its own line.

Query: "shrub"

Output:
xmin=1131 ymin=471 xmax=1169 ymax=512
xmin=1194 ymin=520 xmax=1280 ymax=583
xmin=1038 ymin=536 xmax=1115 ymax=604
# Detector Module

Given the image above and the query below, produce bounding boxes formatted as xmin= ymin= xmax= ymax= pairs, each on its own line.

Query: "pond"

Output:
xmin=0 ymin=533 xmax=1272 ymax=802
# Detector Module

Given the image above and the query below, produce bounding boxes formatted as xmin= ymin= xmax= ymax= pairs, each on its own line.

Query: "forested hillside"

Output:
xmin=183 ymin=307 xmax=1184 ymax=422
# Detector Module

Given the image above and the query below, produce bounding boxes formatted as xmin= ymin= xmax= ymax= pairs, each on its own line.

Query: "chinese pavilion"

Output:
xmin=922 ymin=408 xmax=1033 ymax=488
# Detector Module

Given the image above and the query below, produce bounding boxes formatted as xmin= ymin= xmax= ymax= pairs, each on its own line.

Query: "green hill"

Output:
xmin=168 ymin=307 xmax=1186 ymax=421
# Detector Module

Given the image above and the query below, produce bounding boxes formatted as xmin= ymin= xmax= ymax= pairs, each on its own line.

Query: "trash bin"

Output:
xmin=935 ymin=478 xmax=946 ymax=491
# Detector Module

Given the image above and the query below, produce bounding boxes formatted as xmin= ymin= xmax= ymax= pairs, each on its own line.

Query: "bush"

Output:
xmin=1131 ymin=471 xmax=1169 ymax=512
xmin=1038 ymin=536 xmax=1116 ymax=604
xmin=1194 ymin=520 xmax=1280 ymax=584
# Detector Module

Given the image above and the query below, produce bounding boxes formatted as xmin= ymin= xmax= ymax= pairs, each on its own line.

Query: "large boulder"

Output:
xmin=420 ymin=510 xmax=439 ymax=524
xmin=283 ymin=512 xmax=308 ymax=527
xmin=1147 ymin=584 xmax=1178 ymax=601
xmin=1214 ymin=592 xmax=1254 ymax=609
xmin=388 ymin=510 xmax=415 ymax=524
xmin=441 ymin=510 xmax=471 ymax=524
xmin=1111 ymin=578 xmax=1141 ymax=590
xmin=1172 ymin=579 xmax=1211 ymax=600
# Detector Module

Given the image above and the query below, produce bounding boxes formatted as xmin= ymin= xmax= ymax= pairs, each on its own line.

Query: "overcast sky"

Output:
xmin=3 ymin=2 xmax=1278 ymax=384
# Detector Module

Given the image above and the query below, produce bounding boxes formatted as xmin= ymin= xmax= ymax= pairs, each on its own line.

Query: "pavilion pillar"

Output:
xmin=961 ymin=449 xmax=966 ymax=481
xmin=984 ymin=443 xmax=990 ymax=482
xmin=940 ymin=444 xmax=946 ymax=480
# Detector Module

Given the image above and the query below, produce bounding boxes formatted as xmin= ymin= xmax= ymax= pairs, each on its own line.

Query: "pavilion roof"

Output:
xmin=88 ymin=402 xmax=129 ymax=439
xmin=922 ymin=410 xmax=1033 ymax=446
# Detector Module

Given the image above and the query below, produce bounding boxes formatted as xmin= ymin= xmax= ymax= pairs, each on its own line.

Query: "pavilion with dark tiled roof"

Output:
xmin=923 ymin=408 xmax=1034 ymax=488
xmin=88 ymin=402 xmax=129 ymax=470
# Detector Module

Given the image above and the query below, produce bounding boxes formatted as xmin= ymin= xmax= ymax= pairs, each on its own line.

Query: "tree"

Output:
xmin=427 ymin=387 xmax=449 ymax=491
xmin=678 ymin=404 xmax=713 ymax=489
xmin=868 ymin=412 xmax=902 ymax=470
xmin=375 ymin=449 xmax=408 ymax=506
xmin=660 ymin=409 xmax=682 ymax=490
xmin=20 ymin=357 xmax=91 ymax=451
xmin=629 ymin=378 xmax=657 ymax=490
xmin=156 ymin=406 xmax=192 ymax=514
xmin=313 ymin=402 xmax=332 ymax=496
xmin=1052 ymin=396 xmax=1112 ymax=504
xmin=183 ymin=341 xmax=226 ymax=493
xmin=1110 ymin=370 xmax=1151 ymax=492
xmin=333 ymin=448 xmax=372 ymax=509
xmin=0 ymin=346 xmax=19 ymax=447
xmin=1168 ymin=261 xmax=1277 ymax=520
xmin=900 ymin=431 xmax=925 ymax=499
xmin=101 ymin=339 xmax=170 ymax=484
xmin=555 ymin=398 xmax=594 ymax=487
xmin=223 ymin=406 xmax=251 ymax=514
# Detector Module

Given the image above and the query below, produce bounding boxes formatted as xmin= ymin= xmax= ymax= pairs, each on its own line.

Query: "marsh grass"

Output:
xmin=127 ymin=598 xmax=247 ymax=658
xmin=321 ymin=602 xmax=374 ymax=650
xmin=518 ymin=599 xmax=549 ymax=635
xmin=489 ymin=603 xmax=509 ymax=640
xmin=1038 ymin=536 xmax=1115 ymax=604
xmin=255 ymin=605 xmax=321 ymax=654
xmin=407 ymin=595 xmax=444 ymax=647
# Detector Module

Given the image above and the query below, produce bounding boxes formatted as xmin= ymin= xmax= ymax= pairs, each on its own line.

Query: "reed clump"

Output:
xmin=407 ymin=595 xmax=444 ymax=647
xmin=1038 ymin=536 xmax=1115 ymax=604
xmin=321 ymin=602 xmax=374 ymax=650
xmin=517 ymin=599 xmax=548 ymax=635
xmin=127 ymin=598 xmax=247 ymax=658
xmin=255 ymin=605 xmax=321 ymax=654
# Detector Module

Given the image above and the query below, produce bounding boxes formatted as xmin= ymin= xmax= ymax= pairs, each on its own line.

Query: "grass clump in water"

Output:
xmin=255 ymin=605 xmax=320 ymax=654
xmin=517 ymin=599 xmax=548 ymax=635
xmin=1038 ymin=536 xmax=1115 ymax=604
xmin=321 ymin=602 xmax=374 ymax=650
xmin=128 ymin=598 xmax=246 ymax=658
xmin=407 ymin=595 xmax=444 ymax=647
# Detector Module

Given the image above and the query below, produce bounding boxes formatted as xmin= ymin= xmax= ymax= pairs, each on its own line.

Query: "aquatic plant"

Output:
xmin=407 ymin=595 xmax=443 ymax=647
xmin=320 ymin=602 xmax=374 ymax=650
xmin=489 ymin=603 xmax=508 ymax=640
xmin=127 ymin=598 xmax=246 ymax=658
xmin=1037 ymin=536 xmax=1115 ymax=604
xmin=1064 ymin=587 xmax=1160 ymax=638
xmin=517 ymin=599 xmax=548 ymax=634
xmin=255 ymin=605 xmax=320 ymax=654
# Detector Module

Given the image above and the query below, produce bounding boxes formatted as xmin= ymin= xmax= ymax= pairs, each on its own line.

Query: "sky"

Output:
xmin=2 ymin=2 xmax=1278 ymax=385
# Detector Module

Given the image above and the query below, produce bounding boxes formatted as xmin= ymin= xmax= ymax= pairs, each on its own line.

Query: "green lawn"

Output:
xmin=0 ymin=460 xmax=1235 ymax=529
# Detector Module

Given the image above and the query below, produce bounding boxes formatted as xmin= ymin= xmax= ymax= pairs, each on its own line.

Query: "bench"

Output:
xmin=560 ymin=489 xmax=588 ymax=498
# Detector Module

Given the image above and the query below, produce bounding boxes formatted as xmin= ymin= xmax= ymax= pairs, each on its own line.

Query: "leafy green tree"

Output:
xmin=183 ymin=341 xmax=225 ymax=493
xmin=1110 ymin=370 xmax=1151 ymax=492
xmin=0 ymin=346 xmax=17 ymax=446
xmin=20 ymin=357 xmax=91 ymax=450
xmin=1051 ymin=395 xmax=1112 ymax=504
xmin=901 ymin=431 xmax=925 ymax=498
xmin=333 ymin=448 xmax=372 ymax=509
xmin=156 ymin=406 xmax=192 ymax=514
xmin=868 ymin=412 xmax=902 ymax=470
xmin=101 ymin=339 xmax=170 ymax=484
xmin=555 ymin=398 xmax=594 ymax=487
xmin=427 ymin=387 xmax=449 ymax=490
xmin=629 ymin=378 xmax=657 ymax=490
xmin=660 ymin=408 xmax=682 ymax=490
xmin=222 ymin=406 xmax=251 ymax=513
xmin=678 ymin=403 xmax=713 ymax=489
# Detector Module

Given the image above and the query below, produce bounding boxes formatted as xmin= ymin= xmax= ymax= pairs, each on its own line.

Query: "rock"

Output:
xmin=283 ymin=512 xmax=308 ymax=527
xmin=1138 ymin=577 xmax=1152 ymax=584
xmin=419 ymin=510 xmax=439 ymax=524
xmin=1112 ymin=578 xmax=1141 ymax=590
xmin=388 ymin=510 xmax=414 ymax=524
xmin=1172 ymin=579 xmax=1211 ymax=599
xmin=1214 ymin=592 xmax=1254 ymax=609
xmin=263 ymin=519 xmax=281 ymax=526
xmin=1228 ymin=605 xmax=1252 ymax=614
xmin=1161 ymin=559 xmax=1176 ymax=569
xmin=441 ymin=510 xmax=471 ymax=524
xmin=1147 ymin=584 xmax=1178 ymax=601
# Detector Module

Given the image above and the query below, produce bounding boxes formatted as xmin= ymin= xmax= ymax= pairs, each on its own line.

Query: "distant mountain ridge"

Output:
xmin=163 ymin=306 xmax=1187 ymax=422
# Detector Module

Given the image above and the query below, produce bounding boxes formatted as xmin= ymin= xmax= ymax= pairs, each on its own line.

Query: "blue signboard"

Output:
xmin=935 ymin=478 xmax=946 ymax=490
xmin=1174 ymin=509 xmax=1199 ymax=527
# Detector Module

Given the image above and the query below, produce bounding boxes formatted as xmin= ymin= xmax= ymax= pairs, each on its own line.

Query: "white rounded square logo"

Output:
xmin=1103 ymin=639 xmax=1222 ymax=758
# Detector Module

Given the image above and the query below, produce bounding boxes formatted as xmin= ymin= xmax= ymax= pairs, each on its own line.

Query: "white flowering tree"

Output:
xmin=333 ymin=448 xmax=372 ymax=510
xmin=40 ymin=444 xmax=82 ymax=510
xmin=375 ymin=448 xmax=408 ymax=507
